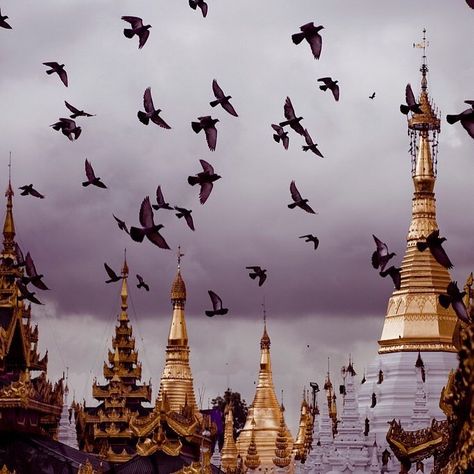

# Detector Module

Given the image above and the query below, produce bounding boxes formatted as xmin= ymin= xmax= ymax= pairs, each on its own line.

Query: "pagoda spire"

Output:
xmin=273 ymin=406 xmax=291 ymax=470
xmin=221 ymin=404 xmax=238 ymax=473
xmin=244 ymin=420 xmax=261 ymax=471
xmin=2 ymin=158 xmax=15 ymax=256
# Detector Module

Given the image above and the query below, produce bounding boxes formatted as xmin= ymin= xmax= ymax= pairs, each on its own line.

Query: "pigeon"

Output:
xmin=371 ymin=235 xmax=396 ymax=272
xmin=130 ymin=197 xmax=170 ymax=249
xmin=0 ymin=9 xmax=12 ymax=29
xmin=210 ymin=80 xmax=238 ymax=117
xmin=379 ymin=266 xmax=401 ymax=290
xmin=279 ymin=97 xmax=305 ymax=136
xmin=187 ymin=159 xmax=221 ymax=205
xmin=64 ymin=101 xmax=95 ymax=119
xmin=82 ymin=159 xmax=107 ymax=189
xmin=317 ymin=77 xmax=339 ymax=101
xmin=288 ymin=181 xmax=316 ymax=214
xmin=191 ymin=116 xmax=219 ymax=151
xmin=17 ymin=281 xmax=43 ymax=305
xmin=121 ymin=16 xmax=151 ymax=49
xmin=291 ymin=22 xmax=324 ymax=60
xmin=299 ymin=234 xmax=319 ymax=250
xmin=22 ymin=252 xmax=49 ymax=291
xmin=369 ymin=92 xmax=376 ymax=100
xmin=189 ymin=0 xmax=208 ymax=17
xmin=416 ymin=230 xmax=453 ymax=269
xmin=104 ymin=263 xmax=121 ymax=283
xmin=446 ymin=101 xmax=474 ymax=139
xmin=271 ymin=124 xmax=289 ymax=150
xmin=439 ymin=281 xmax=470 ymax=324
xmin=136 ymin=274 xmax=150 ymax=292
xmin=205 ymin=290 xmax=229 ymax=317
xmin=113 ymin=215 xmax=130 ymax=234
xmin=246 ymin=266 xmax=267 ymax=287
xmin=302 ymin=129 xmax=324 ymax=157
xmin=18 ymin=184 xmax=44 ymax=199
xmin=152 ymin=185 xmax=173 ymax=211
xmin=43 ymin=62 xmax=68 ymax=87
xmin=50 ymin=118 xmax=81 ymax=141
xmin=137 ymin=87 xmax=171 ymax=129
xmin=175 ymin=206 xmax=195 ymax=231
xmin=400 ymin=84 xmax=422 ymax=115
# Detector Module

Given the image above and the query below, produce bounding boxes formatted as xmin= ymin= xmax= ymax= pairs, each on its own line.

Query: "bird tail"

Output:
xmin=319 ymin=85 xmax=328 ymax=91
xmin=46 ymin=69 xmax=54 ymax=75
xmin=273 ymin=134 xmax=281 ymax=143
xmin=439 ymin=294 xmax=452 ymax=309
xmin=249 ymin=273 xmax=257 ymax=280
xmin=288 ymin=203 xmax=297 ymax=209
xmin=379 ymin=269 xmax=389 ymax=278
xmin=137 ymin=111 xmax=149 ymax=125
xmin=187 ymin=176 xmax=199 ymax=186
xmin=130 ymin=227 xmax=146 ymax=243
xmin=279 ymin=120 xmax=290 ymax=127
xmin=189 ymin=0 xmax=197 ymax=9
xmin=291 ymin=32 xmax=305 ymax=45
xmin=191 ymin=121 xmax=203 ymax=133
xmin=51 ymin=123 xmax=62 ymax=131
xmin=416 ymin=241 xmax=428 ymax=252
xmin=82 ymin=181 xmax=90 ymax=187
xmin=176 ymin=212 xmax=184 ymax=219
xmin=210 ymin=99 xmax=220 ymax=107
xmin=302 ymin=145 xmax=310 ymax=152
xmin=123 ymin=28 xmax=135 ymax=38
xmin=400 ymin=104 xmax=410 ymax=115
xmin=205 ymin=310 xmax=215 ymax=317
xmin=446 ymin=114 xmax=460 ymax=125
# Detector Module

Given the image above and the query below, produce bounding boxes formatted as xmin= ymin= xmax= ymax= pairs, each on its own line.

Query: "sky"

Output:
xmin=0 ymin=0 xmax=473 ymax=433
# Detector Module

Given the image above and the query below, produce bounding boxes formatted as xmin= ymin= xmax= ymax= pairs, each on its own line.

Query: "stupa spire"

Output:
xmin=273 ymin=407 xmax=291 ymax=470
xmin=2 ymin=157 xmax=15 ymax=255
xmin=244 ymin=420 xmax=261 ymax=471
xmin=221 ymin=404 xmax=238 ymax=473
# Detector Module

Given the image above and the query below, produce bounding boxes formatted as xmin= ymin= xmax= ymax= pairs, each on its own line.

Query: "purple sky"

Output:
xmin=1 ymin=0 xmax=473 ymax=432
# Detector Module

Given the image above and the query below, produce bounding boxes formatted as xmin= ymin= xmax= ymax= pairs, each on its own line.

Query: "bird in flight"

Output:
xmin=302 ymin=129 xmax=324 ymax=158
xmin=210 ymin=79 xmax=238 ymax=117
xmin=19 ymin=184 xmax=44 ymax=199
xmin=446 ymin=100 xmax=474 ymax=139
xmin=50 ymin=118 xmax=81 ymax=141
xmin=205 ymin=290 xmax=229 ymax=317
xmin=0 ymin=9 xmax=12 ymax=29
xmin=187 ymin=159 xmax=221 ymax=205
xmin=22 ymin=252 xmax=49 ymax=291
xmin=121 ymin=16 xmax=151 ymax=49
xmin=369 ymin=92 xmax=376 ymax=100
xmin=280 ymin=97 xmax=305 ymax=136
xmin=317 ymin=77 xmax=339 ymax=101
xmin=292 ymin=22 xmax=324 ymax=60
xmin=288 ymin=181 xmax=316 ymax=214
xmin=299 ymin=234 xmax=319 ymax=250
xmin=153 ymin=185 xmax=173 ymax=211
xmin=64 ymin=101 xmax=95 ymax=119
xmin=417 ymin=230 xmax=453 ymax=269
xmin=400 ymin=84 xmax=422 ymax=115
xmin=246 ymin=266 xmax=267 ymax=287
xmin=189 ymin=0 xmax=208 ymax=17
xmin=271 ymin=124 xmax=289 ymax=150
xmin=192 ymin=116 xmax=219 ymax=151
xmin=82 ymin=160 xmax=107 ymax=189
xmin=138 ymin=87 xmax=171 ymax=129
xmin=439 ymin=281 xmax=470 ymax=324
xmin=136 ymin=274 xmax=150 ymax=292
xmin=17 ymin=281 xmax=43 ymax=305
xmin=379 ymin=266 xmax=401 ymax=290
xmin=43 ymin=62 xmax=68 ymax=87
xmin=104 ymin=263 xmax=121 ymax=283
xmin=113 ymin=215 xmax=129 ymax=234
xmin=371 ymin=235 xmax=395 ymax=272
xmin=175 ymin=206 xmax=195 ymax=231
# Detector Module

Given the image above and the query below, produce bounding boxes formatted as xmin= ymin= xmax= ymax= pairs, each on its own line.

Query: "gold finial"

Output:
xmin=413 ymin=28 xmax=429 ymax=91
xmin=3 ymin=156 xmax=15 ymax=253
xmin=119 ymin=250 xmax=129 ymax=319
xmin=177 ymin=245 xmax=184 ymax=270
xmin=121 ymin=249 xmax=129 ymax=277
xmin=260 ymin=302 xmax=270 ymax=350
xmin=171 ymin=246 xmax=186 ymax=301
xmin=245 ymin=420 xmax=261 ymax=470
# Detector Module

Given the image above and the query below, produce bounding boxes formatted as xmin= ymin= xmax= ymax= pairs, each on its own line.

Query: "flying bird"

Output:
xmin=175 ymin=206 xmax=195 ymax=231
xmin=113 ymin=215 xmax=129 ymax=234
xmin=299 ymin=234 xmax=319 ymax=250
xmin=82 ymin=160 xmax=107 ymax=189
xmin=64 ymin=101 xmax=95 ymax=119
xmin=136 ymin=274 xmax=150 ymax=292
xmin=18 ymin=184 xmax=44 ymax=199
xmin=205 ymin=290 xmax=229 ymax=317
xmin=191 ymin=116 xmax=219 ymax=151
xmin=50 ymin=118 xmax=81 ymax=141
xmin=279 ymin=97 xmax=305 ymax=136
xmin=187 ymin=159 xmax=221 ymax=205
xmin=288 ymin=181 xmax=316 ymax=214
xmin=439 ymin=281 xmax=470 ymax=324
xmin=246 ymin=266 xmax=267 ymax=287
xmin=104 ymin=263 xmax=121 ymax=283
xmin=400 ymin=84 xmax=422 ymax=115
xmin=43 ymin=62 xmax=68 ymax=87
xmin=291 ymin=22 xmax=324 ymax=60
xmin=302 ymin=129 xmax=324 ymax=157
xmin=121 ymin=16 xmax=151 ymax=49
xmin=16 ymin=281 xmax=43 ymax=305
xmin=130 ymin=197 xmax=170 ymax=249
xmin=371 ymin=235 xmax=396 ymax=272
xmin=153 ymin=185 xmax=173 ymax=211
xmin=446 ymin=101 xmax=474 ymax=139
xmin=0 ymin=9 xmax=12 ymax=29
xmin=416 ymin=230 xmax=453 ymax=269
xmin=317 ymin=77 xmax=339 ymax=101
xmin=271 ymin=124 xmax=289 ymax=150
xmin=189 ymin=0 xmax=208 ymax=17
xmin=379 ymin=266 xmax=401 ymax=290
xmin=22 ymin=252 xmax=49 ymax=291
xmin=369 ymin=92 xmax=376 ymax=100
xmin=210 ymin=80 xmax=238 ymax=117
xmin=138 ymin=87 xmax=171 ymax=129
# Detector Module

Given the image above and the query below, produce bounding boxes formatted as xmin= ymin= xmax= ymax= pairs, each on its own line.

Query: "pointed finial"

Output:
xmin=280 ymin=389 xmax=285 ymax=411
xmin=177 ymin=245 xmax=184 ymax=270
xmin=121 ymin=248 xmax=129 ymax=277
xmin=413 ymin=28 xmax=429 ymax=91
xmin=262 ymin=297 xmax=267 ymax=328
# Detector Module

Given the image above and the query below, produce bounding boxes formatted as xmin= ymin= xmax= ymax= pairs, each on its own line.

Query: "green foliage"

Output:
xmin=212 ymin=388 xmax=249 ymax=442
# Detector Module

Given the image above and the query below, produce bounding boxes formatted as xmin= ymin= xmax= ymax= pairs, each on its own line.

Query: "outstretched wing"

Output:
xmin=372 ymin=235 xmax=388 ymax=257
xmin=25 ymin=252 xmax=38 ymax=278
xmin=307 ymin=31 xmax=322 ymax=59
xmin=147 ymin=230 xmax=170 ymax=250
xmin=139 ymin=196 xmax=155 ymax=228
xmin=85 ymin=159 xmax=96 ymax=181
xmin=104 ymin=262 xmax=118 ymax=280
xmin=212 ymin=79 xmax=225 ymax=99
xmin=204 ymin=126 xmax=217 ymax=151
xmin=290 ymin=180 xmax=302 ymax=201
xmin=272 ymin=124 xmax=283 ymax=134
xmin=156 ymin=185 xmax=165 ymax=206
xmin=64 ymin=101 xmax=80 ymax=115
xmin=143 ymin=87 xmax=155 ymax=113
xmin=208 ymin=290 xmax=222 ymax=311
xmin=300 ymin=201 xmax=316 ymax=214
xmin=199 ymin=182 xmax=213 ymax=205
xmin=138 ymin=29 xmax=150 ymax=49
xmin=304 ymin=129 xmax=314 ymax=146
xmin=284 ymin=97 xmax=296 ymax=120
xmin=121 ymin=16 xmax=143 ymax=28
xmin=405 ymin=84 xmax=416 ymax=107
xmin=200 ymin=159 xmax=214 ymax=174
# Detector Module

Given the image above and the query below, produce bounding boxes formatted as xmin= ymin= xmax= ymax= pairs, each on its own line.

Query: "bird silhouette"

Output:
xmin=82 ymin=160 xmax=107 ymax=189
xmin=136 ymin=274 xmax=150 ymax=292
xmin=50 ymin=118 xmax=81 ymax=141
xmin=175 ymin=206 xmax=195 ymax=231
xmin=417 ymin=230 xmax=453 ymax=269
xmin=302 ymin=129 xmax=324 ymax=157
xmin=64 ymin=101 xmax=95 ymax=119
xmin=191 ymin=116 xmax=219 ymax=151
xmin=292 ymin=22 xmax=324 ymax=59
xmin=43 ymin=62 xmax=68 ymax=87
xmin=153 ymin=185 xmax=173 ymax=211
xmin=210 ymin=79 xmax=238 ymax=117
xmin=279 ymin=97 xmax=305 ymax=136
xmin=369 ymin=92 xmax=376 ymax=100
xmin=379 ymin=266 xmax=401 ymax=290
xmin=104 ymin=263 xmax=121 ymax=283
xmin=288 ymin=181 xmax=316 ymax=214
xmin=205 ymin=290 xmax=229 ymax=317
xmin=138 ymin=87 xmax=171 ymax=129
xmin=189 ymin=0 xmax=208 ymax=17
xmin=19 ymin=184 xmax=44 ymax=199
xmin=371 ymin=235 xmax=396 ymax=272
xmin=14 ymin=243 xmax=25 ymax=268
xmin=318 ymin=77 xmax=339 ymax=101
xmin=400 ymin=83 xmax=422 ymax=115
xmin=187 ymin=159 xmax=221 ymax=205
xmin=0 ymin=9 xmax=12 ymax=29
xmin=439 ymin=281 xmax=470 ymax=324
xmin=113 ymin=215 xmax=130 ymax=234
xmin=271 ymin=124 xmax=289 ymax=150
xmin=246 ymin=266 xmax=267 ymax=286
xmin=446 ymin=101 xmax=474 ymax=139
xmin=299 ymin=234 xmax=319 ymax=250
xmin=17 ymin=281 xmax=43 ymax=305
xmin=22 ymin=252 xmax=49 ymax=291
xmin=121 ymin=16 xmax=151 ymax=49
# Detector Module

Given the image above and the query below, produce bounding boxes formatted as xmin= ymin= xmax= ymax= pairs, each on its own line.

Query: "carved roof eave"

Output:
xmin=0 ymin=396 xmax=62 ymax=416
xmin=129 ymin=411 xmax=162 ymax=437
xmin=136 ymin=436 xmax=182 ymax=457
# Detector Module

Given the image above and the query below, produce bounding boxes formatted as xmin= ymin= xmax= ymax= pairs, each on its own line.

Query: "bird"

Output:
xmin=16 ymin=281 xmax=43 ymax=305
xmin=205 ymin=290 xmax=229 ymax=317
xmin=175 ymin=206 xmax=195 ymax=231
xmin=291 ymin=22 xmax=324 ymax=60
xmin=439 ymin=281 xmax=470 ymax=324
xmin=43 ymin=62 xmax=68 ymax=87
xmin=153 ymin=185 xmax=173 ymax=211
xmin=136 ymin=274 xmax=150 ymax=292
xmin=246 ymin=266 xmax=267 ymax=287
xmin=64 ymin=101 xmax=95 ymax=119
xmin=369 ymin=92 xmax=376 ymax=100
xmin=137 ymin=87 xmax=171 ymax=129
xmin=191 ymin=116 xmax=219 ymax=151
xmin=271 ymin=124 xmax=289 ymax=150
xmin=371 ymin=235 xmax=396 ymax=272
xmin=317 ymin=77 xmax=339 ymax=101
xmin=210 ymin=80 xmax=238 ymax=117
xmin=288 ymin=181 xmax=316 ymax=214
xmin=121 ymin=16 xmax=151 ymax=49
xmin=299 ymin=234 xmax=319 ymax=250
xmin=0 ymin=9 xmax=12 ymax=29
xmin=302 ymin=129 xmax=324 ymax=157
xmin=187 ymin=159 xmax=221 ymax=205
xmin=400 ymin=84 xmax=422 ymax=115
xmin=113 ymin=215 xmax=130 ymax=234
xmin=50 ymin=118 xmax=81 ymax=141
xmin=416 ymin=230 xmax=453 ymax=269
xmin=130 ymin=197 xmax=170 ymax=249
xmin=446 ymin=101 xmax=474 ymax=139
xmin=379 ymin=266 xmax=401 ymax=290
xmin=279 ymin=97 xmax=305 ymax=136
xmin=18 ymin=184 xmax=44 ymax=199
xmin=82 ymin=160 xmax=107 ymax=189
xmin=104 ymin=263 xmax=121 ymax=283
xmin=189 ymin=0 xmax=208 ymax=17
xmin=22 ymin=252 xmax=49 ymax=291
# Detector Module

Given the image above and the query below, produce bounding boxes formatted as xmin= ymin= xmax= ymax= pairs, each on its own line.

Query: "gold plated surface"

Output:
xmin=221 ymin=405 xmax=238 ymax=472
xmin=273 ymin=412 xmax=291 ymax=468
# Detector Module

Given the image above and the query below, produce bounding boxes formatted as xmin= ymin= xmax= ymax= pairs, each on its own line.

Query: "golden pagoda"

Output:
xmin=293 ymin=391 xmax=310 ymax=460
xmin=221 ymin=404 xmax=239 ymax=473
xmin=244 ymin=420 xmax=261 ymax=471
xmin=273 ymin=408 xmax=292 ymax=470
xmin=75 ymin=255 xmax=153 ymax=462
